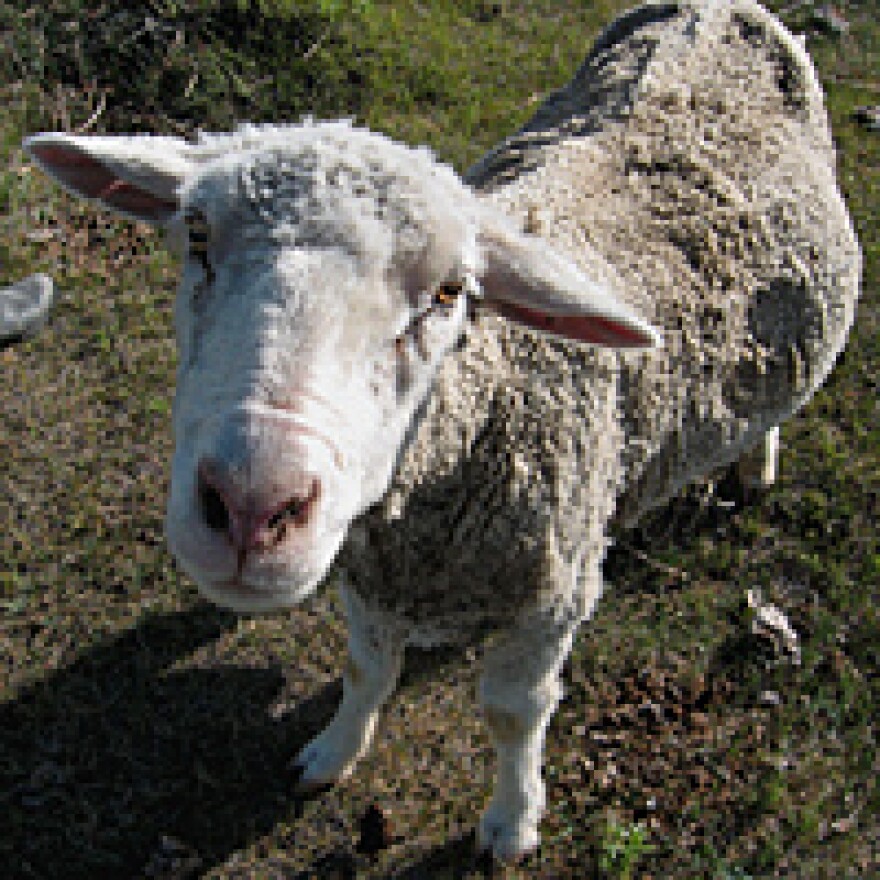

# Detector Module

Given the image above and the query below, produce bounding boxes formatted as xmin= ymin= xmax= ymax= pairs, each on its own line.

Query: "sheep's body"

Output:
xmin=332 ymin=3 xmax=859 ymax=856
xmin=342 ymin=0 xmax=860 ymax=647
xmin=25 ymin=0 xmax=860 ymax=864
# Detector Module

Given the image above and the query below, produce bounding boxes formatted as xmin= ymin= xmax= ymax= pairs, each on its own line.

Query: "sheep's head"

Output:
xmin=25 ymin=122 xmax=658 ymax=613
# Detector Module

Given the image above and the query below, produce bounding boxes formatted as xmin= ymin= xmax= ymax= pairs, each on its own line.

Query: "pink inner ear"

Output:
xmin=495 ymin=301 xmax=654 ymax=347
xmin=29 ymin=144 xmax=177 ymax=218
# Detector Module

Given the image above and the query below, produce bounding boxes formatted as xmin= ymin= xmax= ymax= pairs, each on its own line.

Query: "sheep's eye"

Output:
xmin=433 ymin=282 xmax=463 ymax=307
xmin=394 ymin=281 xmax=464 ymax=353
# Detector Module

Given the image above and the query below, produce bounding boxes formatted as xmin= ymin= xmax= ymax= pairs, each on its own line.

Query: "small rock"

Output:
xmin=759 ymin=689 xmax=782 ymax=707
xmin=0 ymin=273 xmax=54 ymax=342
xmin=854 ymin=106 xmax=880 ymax=132
xmin=746 ymin=588 xmax=801 ymax=665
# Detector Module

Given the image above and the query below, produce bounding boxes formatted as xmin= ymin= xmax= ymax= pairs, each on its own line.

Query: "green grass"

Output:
xmin=1 ymin=1 xmax=878 ymax=877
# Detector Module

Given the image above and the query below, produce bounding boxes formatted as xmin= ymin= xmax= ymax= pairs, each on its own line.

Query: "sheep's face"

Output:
xmin=24 ymin=123 xmax=659 ymax=614
xmin=163 ymin=142 xmax=476 ymax=611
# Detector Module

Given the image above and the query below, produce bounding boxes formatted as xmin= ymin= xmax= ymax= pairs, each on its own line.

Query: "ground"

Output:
xmin=0 ymin=2 xmax=877 ymax=877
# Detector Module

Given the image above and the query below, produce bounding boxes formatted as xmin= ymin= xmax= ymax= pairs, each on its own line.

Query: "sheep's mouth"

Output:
xmin=199 ymin=574 xmax=314 ymax=613
xmin=194 ymin=544 xmax=338 ymax=611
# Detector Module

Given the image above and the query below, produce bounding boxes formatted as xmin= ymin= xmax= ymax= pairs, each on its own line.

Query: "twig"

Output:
xmin=183 ymin=71 xmax=199 ymax=100
xmin=303 ymin=31 xmax=329 ymax=62
xmin=617 ymin=540 xmax=690 ymax=582
xmin=74 ymin=90 xmax=107 ymax=134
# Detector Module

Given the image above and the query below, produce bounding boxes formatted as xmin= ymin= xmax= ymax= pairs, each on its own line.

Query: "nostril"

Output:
xmin=265 ymin=479 xmax=320 ymax=537
xmin=267 ymin=498 xmax=304 ymax=531
xmin=199 ymin=475 xmax=230 ymax=534
xmin=195 ymin=463 xmax=319 ymax=553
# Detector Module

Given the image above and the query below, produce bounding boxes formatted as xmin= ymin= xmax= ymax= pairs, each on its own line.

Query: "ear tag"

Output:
xmin=433 ymin=281 xmax=463 ymax=307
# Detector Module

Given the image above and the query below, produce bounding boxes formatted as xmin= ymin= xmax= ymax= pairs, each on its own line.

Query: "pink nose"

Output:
xmin=196 ymin=459 xmax=320 ymax=555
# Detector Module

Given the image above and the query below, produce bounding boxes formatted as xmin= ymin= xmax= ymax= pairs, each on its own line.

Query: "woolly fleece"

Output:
xmin=340 ymin=0 xmax=861 ymax=644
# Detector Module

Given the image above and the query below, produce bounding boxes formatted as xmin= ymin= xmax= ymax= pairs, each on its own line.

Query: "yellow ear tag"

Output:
xmin=434 ymin=282 xmax=463 ymax=306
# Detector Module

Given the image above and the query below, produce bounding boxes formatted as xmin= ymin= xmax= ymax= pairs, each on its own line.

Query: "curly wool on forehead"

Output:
xmin=179 ymin=121 xmax=472 ymax=271
xmin=186 ymin=119 xmax=450 ymax=170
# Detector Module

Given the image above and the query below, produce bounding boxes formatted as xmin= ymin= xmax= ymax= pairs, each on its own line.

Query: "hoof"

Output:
xmin=476 ymin=814 xmax=539 ymax=866
xmin=475 ymin=845 xmax=529 ymax=873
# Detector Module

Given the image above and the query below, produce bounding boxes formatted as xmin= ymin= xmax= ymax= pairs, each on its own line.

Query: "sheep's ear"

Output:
xmin=474 ymin=209 xmax=661 ymax=349
xmin=23 ymin=133 xmax=194 ymax=225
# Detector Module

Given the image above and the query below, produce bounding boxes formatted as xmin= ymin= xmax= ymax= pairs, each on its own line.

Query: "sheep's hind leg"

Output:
xmin=477 ymin=609 xmax=581 ymax=863
xmin=293 ymin=586 xmax=404 ymax=790
xmin=736 ymin=425 xmax=780 ymax=494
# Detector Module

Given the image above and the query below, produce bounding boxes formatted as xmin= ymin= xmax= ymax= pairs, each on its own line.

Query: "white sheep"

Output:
xmin=24 ymin=0 xmax=860 ymax=864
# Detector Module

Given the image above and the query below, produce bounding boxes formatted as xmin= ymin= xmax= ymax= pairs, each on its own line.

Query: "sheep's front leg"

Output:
xmin=477 ymin=612 xmax=580 ymax=863
xmin=293 ymin=586 xmax=403 ymax=789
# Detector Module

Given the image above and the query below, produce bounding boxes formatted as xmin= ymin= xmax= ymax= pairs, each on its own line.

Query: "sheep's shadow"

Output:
xmin=0 ymin=604 xmax=341 ymax=879
xmin=385 ymin=833 xmax=502 ymax=879
xmin=297 ymin=831 xmax=495 ymax=880
xmin=0 ymin=478 xmax=770 ymax=880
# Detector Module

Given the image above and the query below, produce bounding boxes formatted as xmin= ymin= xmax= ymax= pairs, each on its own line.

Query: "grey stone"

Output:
xmin=0 ymin=273 xmax=54 ymax=341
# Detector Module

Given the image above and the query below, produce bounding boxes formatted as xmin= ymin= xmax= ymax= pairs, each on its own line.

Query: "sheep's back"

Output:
xmin=468 ymin=0 xmax=861 ymax=525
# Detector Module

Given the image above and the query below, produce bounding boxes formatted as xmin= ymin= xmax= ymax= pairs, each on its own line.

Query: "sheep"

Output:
xmin=23 ymin=0 xmax=860 ymax=864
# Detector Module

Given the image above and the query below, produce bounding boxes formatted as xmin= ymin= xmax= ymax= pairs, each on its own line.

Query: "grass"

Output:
xmin=0 ymin=0 xmax=878 ymax=876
